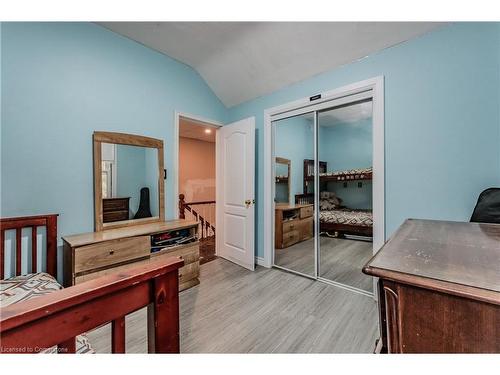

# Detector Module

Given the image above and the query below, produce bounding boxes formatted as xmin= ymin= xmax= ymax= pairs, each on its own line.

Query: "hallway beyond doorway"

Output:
xmin=177 ymin=114 xmax=221 ymax=260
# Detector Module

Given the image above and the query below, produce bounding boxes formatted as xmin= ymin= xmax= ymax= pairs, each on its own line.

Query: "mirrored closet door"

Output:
xmin=271 ymin=87 xmax=379 ymax=295
xmin=317 ymin=100 xmax=374 ymax=293
xmin=273 ymin=112 xmax=316 ymax=278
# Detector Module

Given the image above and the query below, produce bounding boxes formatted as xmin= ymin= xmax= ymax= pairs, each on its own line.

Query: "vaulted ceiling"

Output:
xmin=99 ymin=22 xmax=445 ymax=108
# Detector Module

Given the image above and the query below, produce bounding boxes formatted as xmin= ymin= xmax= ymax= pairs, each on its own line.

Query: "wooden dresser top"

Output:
xmin=364 ymin=219 xmax=500 ymax=299
xmin=63 ymin=219 xmax=199 ymax=247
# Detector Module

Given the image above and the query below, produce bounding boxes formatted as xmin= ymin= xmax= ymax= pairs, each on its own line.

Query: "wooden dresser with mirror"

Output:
xmin=63 ymin=131 xmax=200 ymax=291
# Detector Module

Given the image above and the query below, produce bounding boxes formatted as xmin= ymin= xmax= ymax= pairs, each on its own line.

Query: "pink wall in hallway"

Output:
xmin=179 ymin=136 xmax=216 ymax=203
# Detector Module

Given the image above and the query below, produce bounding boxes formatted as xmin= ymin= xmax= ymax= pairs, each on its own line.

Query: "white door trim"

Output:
xmin=263 ymin=76 xmax=385 ymax=278
xmin=173 ymin=111 xmax=223 ymax=220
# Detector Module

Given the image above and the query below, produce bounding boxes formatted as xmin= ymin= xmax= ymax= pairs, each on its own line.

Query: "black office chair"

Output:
xmin=470 ymin=188 xmax=500 ymax=224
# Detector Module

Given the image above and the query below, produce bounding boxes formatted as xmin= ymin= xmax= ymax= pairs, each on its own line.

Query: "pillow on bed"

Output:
xmin=319 ymin=191 xmax=341 ymax=210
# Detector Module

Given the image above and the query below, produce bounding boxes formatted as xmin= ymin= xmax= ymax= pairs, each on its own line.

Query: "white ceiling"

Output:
xmin=320 ymin=100 xmax=373 ymax=126
xmin=99 ymin=22 xmax=445 ymax=108
xmin=179 ymin=116 xmax=216 ymax=142
xmin=283 ymin=100 xmax=372 ymax=127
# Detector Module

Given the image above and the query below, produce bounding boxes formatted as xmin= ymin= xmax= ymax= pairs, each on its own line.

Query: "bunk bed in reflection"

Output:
xmin=297 ymin=159 xmax=373 ymax=238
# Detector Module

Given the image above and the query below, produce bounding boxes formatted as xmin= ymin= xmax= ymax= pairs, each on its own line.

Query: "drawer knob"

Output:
xmin=109 ymin=250 xmax=115 ymax=255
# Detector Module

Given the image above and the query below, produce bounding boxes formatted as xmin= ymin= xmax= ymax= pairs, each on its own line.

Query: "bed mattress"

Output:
xmin=320 ymin=208 xmax=373 ymax=227
xmin=0 ymin=272 xmax=94 ymax=354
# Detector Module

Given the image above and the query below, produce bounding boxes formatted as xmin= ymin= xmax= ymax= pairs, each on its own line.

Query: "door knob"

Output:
xmin=245 ymin=199 xmax=255 ymax=208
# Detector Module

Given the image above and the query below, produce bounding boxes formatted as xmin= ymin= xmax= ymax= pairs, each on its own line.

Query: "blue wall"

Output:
xmin=1 ymin=22 xmax=227 ymax=245
xmin=319 ymin=118 xmax=373 ymax=171
xmin=115 ymin=144 xmax=159 ymax=217
xmin=320 ymin=118 xmax=373 ymax=209
xmin=228 ymin=23 xmax=500 ymax=258
xmin=275 ymin=115 xmax=314 ymax=199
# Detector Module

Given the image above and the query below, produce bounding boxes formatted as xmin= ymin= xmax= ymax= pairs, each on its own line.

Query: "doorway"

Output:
xmin=174 ymin=113 xmax=256 ymax=271
xmin=176 ymin=114 xmax=220 ymax=264
xmin=265 ymin=77 xmax=385 ymax=296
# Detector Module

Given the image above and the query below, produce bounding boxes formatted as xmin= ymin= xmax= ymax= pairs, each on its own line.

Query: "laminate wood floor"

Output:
xmin=87 ymin=258 xmax=378 ymax=353
xmin=275 ymin=237 xmax=373 ymax=292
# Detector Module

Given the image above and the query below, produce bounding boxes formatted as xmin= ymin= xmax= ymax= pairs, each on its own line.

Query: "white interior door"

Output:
xmin=216 ymin=117 xmax=255 ymax=270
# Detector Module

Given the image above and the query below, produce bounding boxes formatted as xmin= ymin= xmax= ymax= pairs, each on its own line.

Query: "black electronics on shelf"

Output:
xmin=150 ymin=228 xmax=197 ymax=253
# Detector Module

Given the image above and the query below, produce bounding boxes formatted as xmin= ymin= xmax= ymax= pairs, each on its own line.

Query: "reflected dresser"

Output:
xmin=63 ymin=220 xmax=200 ymax=291
xmin=363 ymin=219 xmax=500 ymax=353
xmin=102 ymin=197 xmax=130 ymax=223
xmin=275 ymin=204 xmax=314 ymax=249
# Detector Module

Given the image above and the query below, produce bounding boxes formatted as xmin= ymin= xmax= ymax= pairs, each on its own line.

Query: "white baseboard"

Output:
xmin=255 ymin=256 xmax=267 ymax=267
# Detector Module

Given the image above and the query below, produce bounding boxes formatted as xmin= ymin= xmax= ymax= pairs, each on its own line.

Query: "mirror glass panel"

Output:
xmin=101 ymin=142 xmax=159 ymax=223
xmin=317 ymin=100 xmax=373 ymax=292
xmin=273 ymin=112 xmax=316 ymax=277
xmin=275 ymin=157 xmax=291 ymax=204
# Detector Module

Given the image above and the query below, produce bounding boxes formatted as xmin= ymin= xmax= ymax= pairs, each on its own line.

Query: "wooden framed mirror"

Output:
xmin=93 ymin=131 xmax=165 ymax=231
xmin=275 ymin=157 xmax=291 ymax=204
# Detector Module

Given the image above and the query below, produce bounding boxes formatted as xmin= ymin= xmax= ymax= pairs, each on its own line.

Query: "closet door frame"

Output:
xmin=264 ymin=76 xmax=385 ymax=298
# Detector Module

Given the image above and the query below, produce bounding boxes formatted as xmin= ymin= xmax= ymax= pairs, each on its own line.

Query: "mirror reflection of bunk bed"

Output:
xmin=295 ymin=159 xmax=373 ymax=238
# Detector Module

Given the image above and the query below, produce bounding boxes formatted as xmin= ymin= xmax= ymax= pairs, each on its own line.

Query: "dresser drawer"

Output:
xmin=149 ymin=244 xmax=200 ymax=291
xmin=300 ymin=206 xmax=313 ymax=218
xmin=151 ymin=244 xmax=200 ymax=264
xmin=282 ymin=230 xmax=300 ymax=247
xmin=150 ymin=254 xmax=200 ymax=284
xmin=103 ymin=197 xmax=130 ymax=212
xmin=179 ymin=262 xmax=199 ymax=284
xmin=74 ymin=258 xmax=148 ymax=284
xmin=283 ymin=220 xmax=299 ymax=233
xmin=75 ymin=236 xmax=150 ymax=273
xmin=297 ymin=217 xmax=313 ymax=240
xmin=103 ymin=210 xmax=129 ymax=223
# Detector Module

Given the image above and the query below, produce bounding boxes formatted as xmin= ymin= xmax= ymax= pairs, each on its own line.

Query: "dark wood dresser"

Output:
xmin=103 ymin=197 xmax=130 ymax=223
xmin=363 ymin=219 xmax=500 ymax=353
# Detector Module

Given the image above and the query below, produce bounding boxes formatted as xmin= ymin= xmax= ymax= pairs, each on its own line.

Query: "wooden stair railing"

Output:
xmin=179 ymin=194 xmax=215 ymax=239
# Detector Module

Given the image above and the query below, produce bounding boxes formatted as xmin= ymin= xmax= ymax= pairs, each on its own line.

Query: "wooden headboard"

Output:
xmin=0 ymin=214 xmax=59 ymax=280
